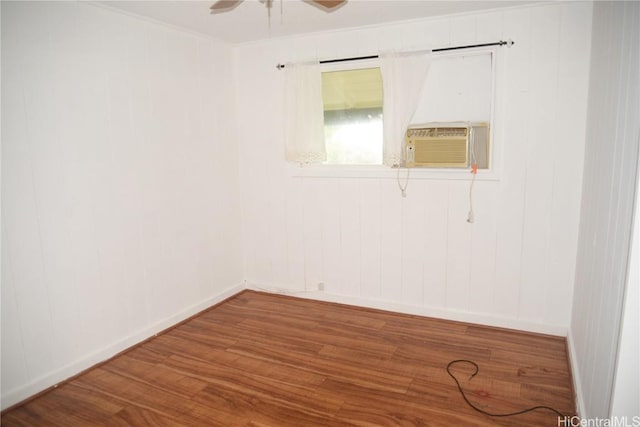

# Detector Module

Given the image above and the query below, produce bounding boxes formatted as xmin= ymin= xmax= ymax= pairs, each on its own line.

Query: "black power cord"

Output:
xmin=446 ymin=359 xmax=567 ymax=418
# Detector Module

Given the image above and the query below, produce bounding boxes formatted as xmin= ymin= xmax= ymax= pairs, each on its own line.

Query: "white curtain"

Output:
xmin=380 ymin=50 xmax=432 ymax=167
xmin=284 ymin=61 xmax=326 ymax=164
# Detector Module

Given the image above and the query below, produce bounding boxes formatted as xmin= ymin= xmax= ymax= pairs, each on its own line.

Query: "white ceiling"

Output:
xmin=98 ymin=0 xmax=535 ymax=44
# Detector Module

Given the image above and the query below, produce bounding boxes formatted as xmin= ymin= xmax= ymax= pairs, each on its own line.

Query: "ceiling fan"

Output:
xmin=210 ymin=0 xmax=347 ymax=14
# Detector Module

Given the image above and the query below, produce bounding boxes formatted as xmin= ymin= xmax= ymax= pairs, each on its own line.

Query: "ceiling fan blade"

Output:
xmin=210 ymin=0 xmax=243 ymax=13
xmin=310 ymin=0 xmax=347 ymax=10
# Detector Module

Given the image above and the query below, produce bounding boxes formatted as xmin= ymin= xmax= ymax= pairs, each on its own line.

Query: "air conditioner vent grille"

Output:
xmin=406 ymin=127 xmax=468 ymax=138
xmin=414 ymin=140 xmax=468 ymax=164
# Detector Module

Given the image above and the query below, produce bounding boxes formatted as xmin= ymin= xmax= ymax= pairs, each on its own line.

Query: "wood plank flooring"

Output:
xmin=2 ymin=290 xmax=575 ymax=426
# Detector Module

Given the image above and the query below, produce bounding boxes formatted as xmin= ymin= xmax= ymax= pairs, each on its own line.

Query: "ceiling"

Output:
xmin=98 ymin=0 xmax=535 ymax=44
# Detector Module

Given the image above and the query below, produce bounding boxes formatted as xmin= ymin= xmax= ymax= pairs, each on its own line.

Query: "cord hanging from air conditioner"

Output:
xmin=467 ymin=124 xmax=477 ymax=223
xmin=397 ymin=164 xmax=410 ymax=198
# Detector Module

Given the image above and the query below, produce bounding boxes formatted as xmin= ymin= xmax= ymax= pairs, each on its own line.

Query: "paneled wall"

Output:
xmin=1 ymin=2 xmax=242 ymax=408
xmin=235 ymin=2 xmax=593 ymax=333
xmin=570 ymin=1 xmax=640 ymax=418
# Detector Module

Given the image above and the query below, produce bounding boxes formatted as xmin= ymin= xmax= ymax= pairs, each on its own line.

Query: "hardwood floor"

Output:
xmin=2 ymin=290 xmax=575 ymax=426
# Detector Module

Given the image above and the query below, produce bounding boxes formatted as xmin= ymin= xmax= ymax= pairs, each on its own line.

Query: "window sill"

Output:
xmin=286 ymin=164 xmax=501 ymax=181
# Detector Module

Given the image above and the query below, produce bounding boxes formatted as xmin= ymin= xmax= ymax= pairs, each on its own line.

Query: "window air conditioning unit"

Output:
xmin=405 ymin=122 xmax=490 ymax=169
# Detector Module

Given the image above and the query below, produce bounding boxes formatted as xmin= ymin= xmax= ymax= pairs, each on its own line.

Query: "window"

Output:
xmin=314 ymin=50 xmax=495 ymax=170
xmin=321 ymin=66 xmax=383 ymax=165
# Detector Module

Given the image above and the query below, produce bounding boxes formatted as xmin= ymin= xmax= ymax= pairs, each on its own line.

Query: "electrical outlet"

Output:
xmin=317 ymin=282 xmax=325 ymax=292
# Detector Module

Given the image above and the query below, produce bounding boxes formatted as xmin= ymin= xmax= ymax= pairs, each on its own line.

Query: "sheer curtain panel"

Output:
xmin=284 ymin=61 xmax=326 ymax=164
xmin=380 ymin=51 xmax=432 ymax=167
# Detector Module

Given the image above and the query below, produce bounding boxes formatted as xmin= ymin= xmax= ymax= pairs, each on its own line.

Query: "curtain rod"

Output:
xmin=276 ymin=39 xmax=514 ymax=70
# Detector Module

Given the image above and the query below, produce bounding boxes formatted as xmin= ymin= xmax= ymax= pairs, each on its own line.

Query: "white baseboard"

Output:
xmin=566 ymin=328 xmax=585 ymax=417
xmin=0 ymin=283 xmax=245 ymax=411
xmin=246 ymin=282 xmax=568 ymax=336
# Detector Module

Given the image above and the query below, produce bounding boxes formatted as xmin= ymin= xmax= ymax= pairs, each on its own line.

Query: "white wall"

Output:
xmin=570 ymin=1 xmax=640 ymax=418
xmin=1 ymin=1 xmax=242 ymax=409
xmin=611 ymin=144 xmax=639 ymax=418
xmin=235 ymin=2 xmax=593 ymax=334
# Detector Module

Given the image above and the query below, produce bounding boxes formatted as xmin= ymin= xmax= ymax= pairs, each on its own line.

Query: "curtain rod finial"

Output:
xmin=276 ymin=63 xmax=285 ymax=70
xmin=506 ymin=39 xmax=514 ymax=47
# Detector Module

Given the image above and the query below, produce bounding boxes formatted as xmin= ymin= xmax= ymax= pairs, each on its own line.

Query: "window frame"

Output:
xmin=287 ymin=46 xmax=502 ymax=182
